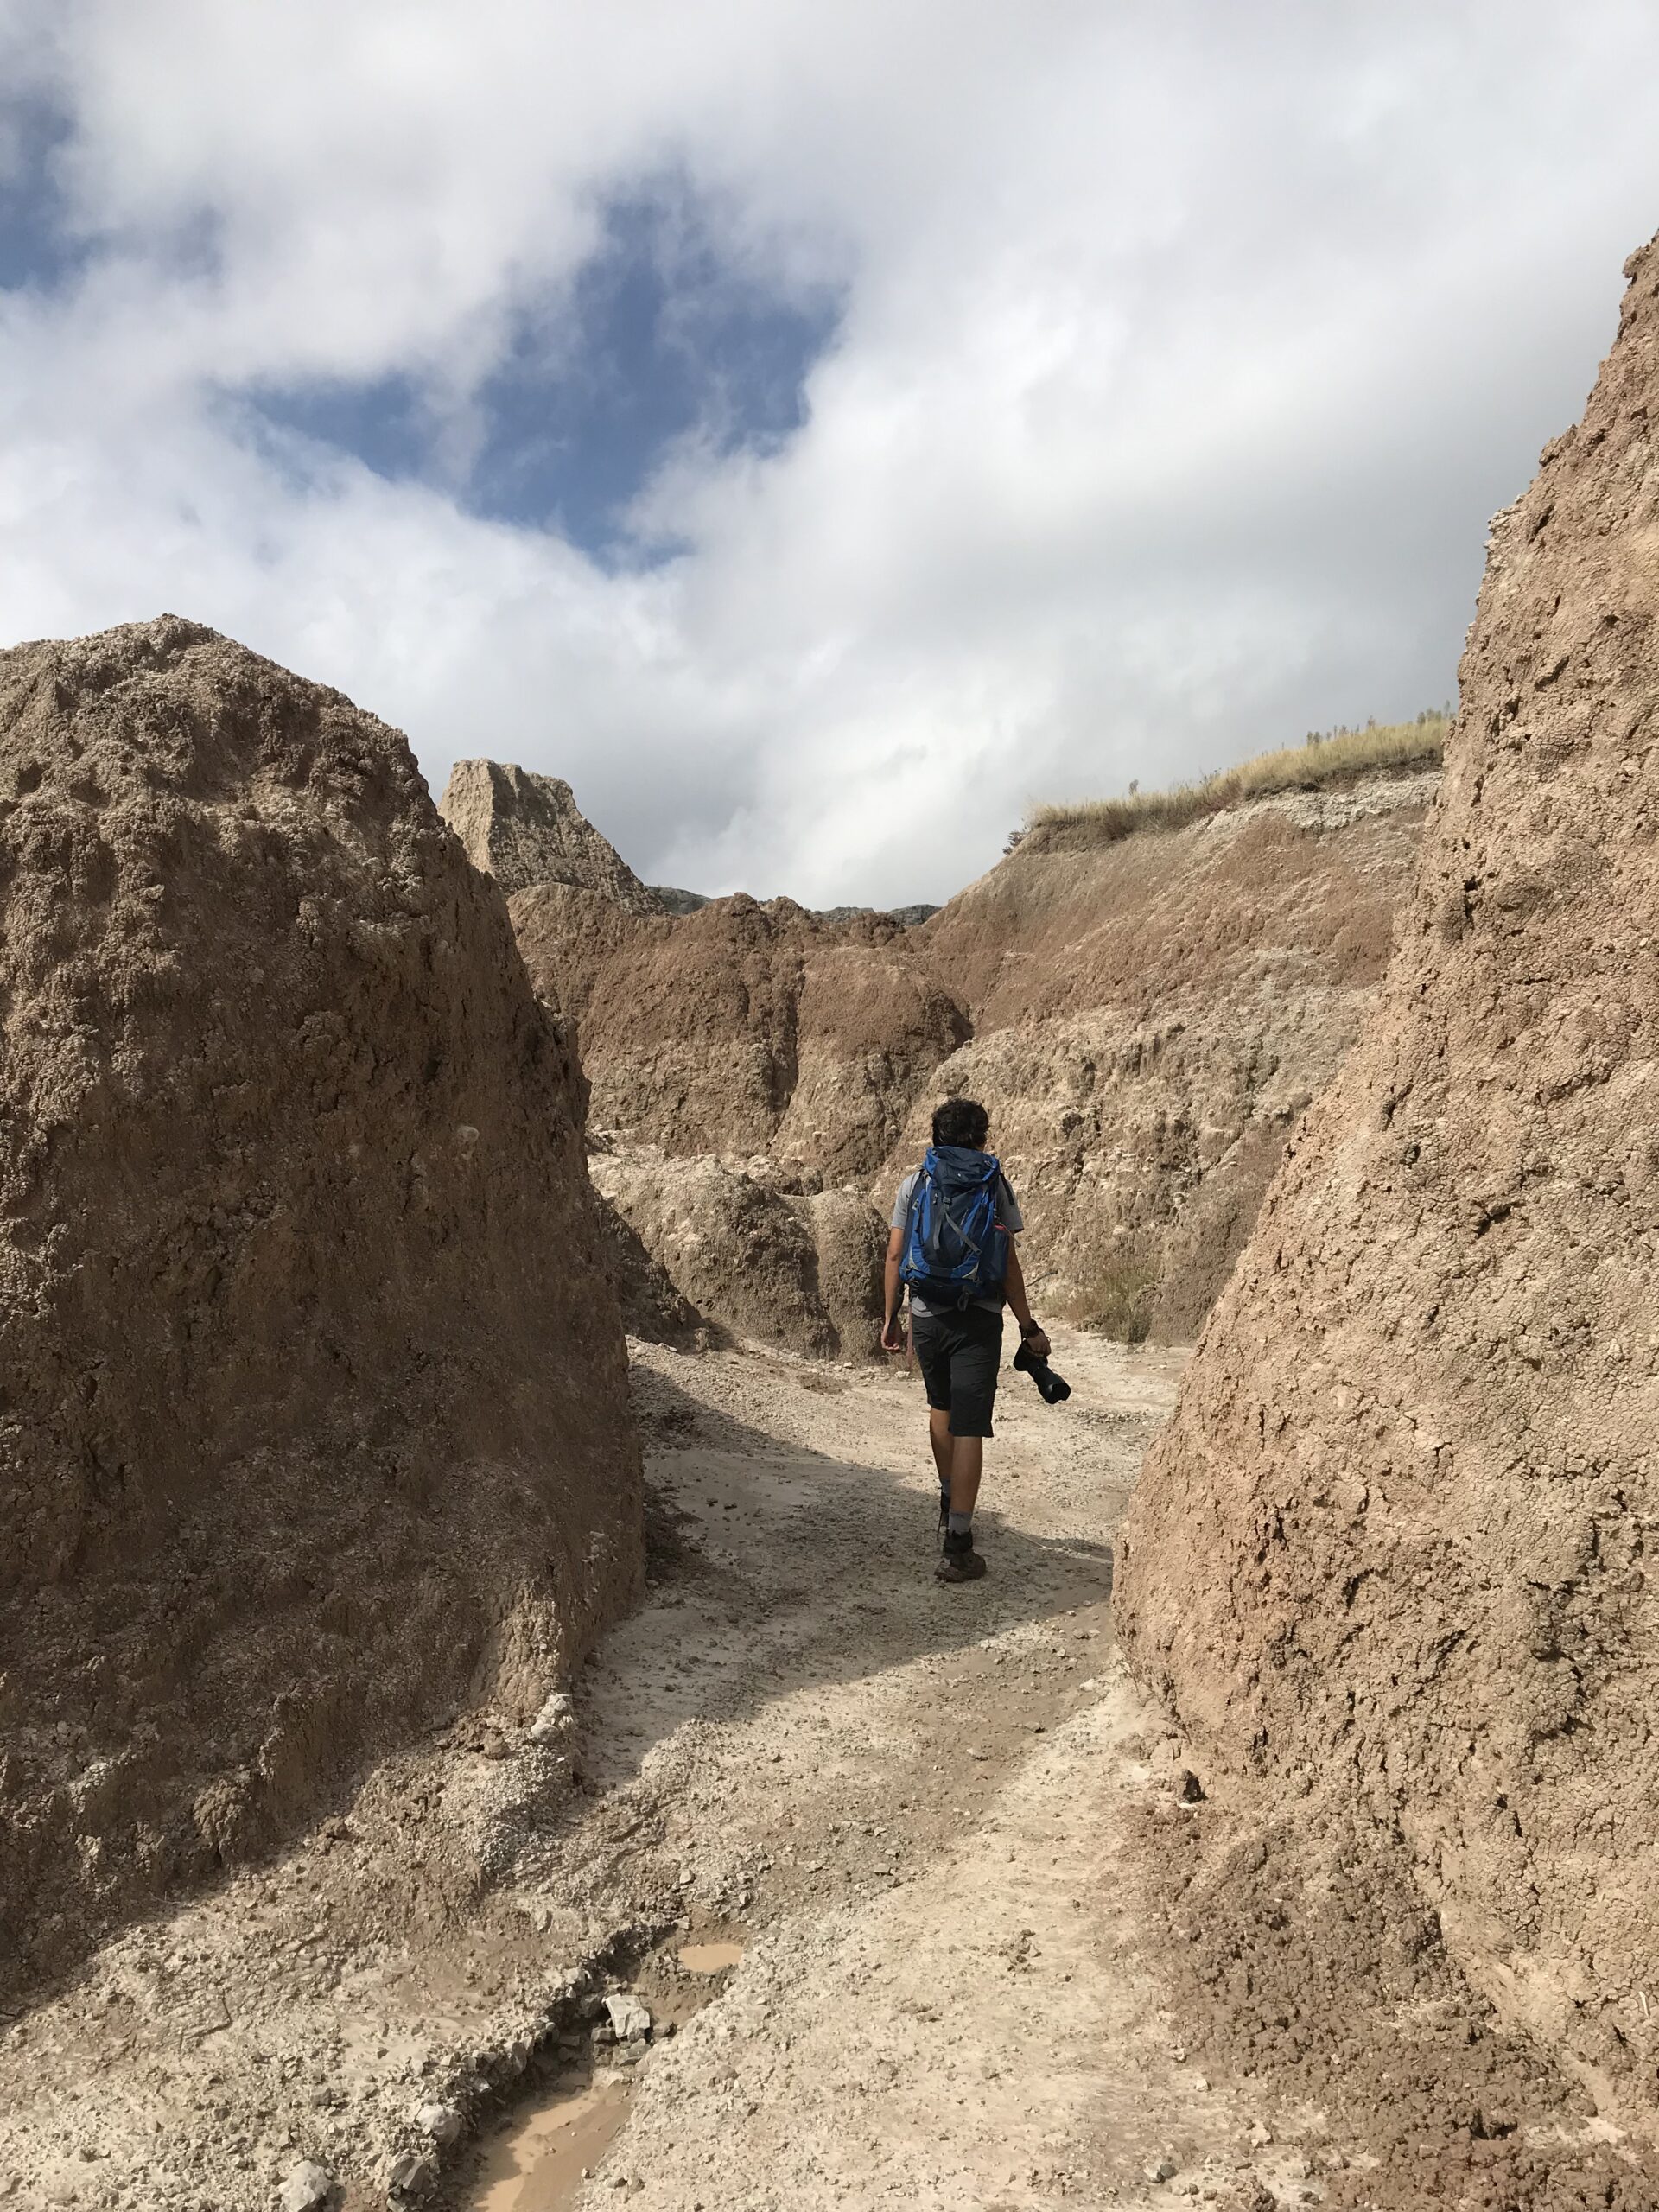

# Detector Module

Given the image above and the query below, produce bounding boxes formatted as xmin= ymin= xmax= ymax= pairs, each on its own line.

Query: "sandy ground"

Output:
xmin=5 ymin=1329 xmax=1642 ymax=2211
xmin=556 ymin=1331 xmax=1285 ymax=2211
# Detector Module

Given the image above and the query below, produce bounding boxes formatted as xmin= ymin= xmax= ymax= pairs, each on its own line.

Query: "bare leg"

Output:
xmin=950 ymin=1434 xmax=983 ymax=1518
xmin=928 ymin=1407 xmax=953 ymax=1487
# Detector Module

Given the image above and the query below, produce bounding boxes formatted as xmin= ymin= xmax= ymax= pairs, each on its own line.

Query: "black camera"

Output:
xmin=1013 ymin=1338 xmax=1071 ymax=1403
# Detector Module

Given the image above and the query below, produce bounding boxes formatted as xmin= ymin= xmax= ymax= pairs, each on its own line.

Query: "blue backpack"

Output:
xmin=899 ymin=1146 xmax=1009 ymax=1308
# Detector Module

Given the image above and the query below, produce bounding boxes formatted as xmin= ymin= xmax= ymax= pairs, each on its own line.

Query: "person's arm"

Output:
xmin=881 ymin=1226 xmax=906 ymax=1353
xmin=1003 ymin=1238 xmax=1049 ymax=1359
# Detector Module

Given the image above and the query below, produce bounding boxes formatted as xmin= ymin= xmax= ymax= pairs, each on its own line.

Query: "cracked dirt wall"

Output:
xmin=1116 ymin=228 xmax=1659 ymax=2119
xmin=0 ymin=617 xmax=642 ymax=2005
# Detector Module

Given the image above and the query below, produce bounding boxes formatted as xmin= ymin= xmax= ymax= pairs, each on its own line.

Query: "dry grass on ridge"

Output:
xmin=1024 ymin=712 xmax=1450 ymax=850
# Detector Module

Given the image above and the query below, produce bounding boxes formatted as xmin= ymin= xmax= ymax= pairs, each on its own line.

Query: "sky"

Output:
xmin=3 ymin=3 xmax=1659 ymax=906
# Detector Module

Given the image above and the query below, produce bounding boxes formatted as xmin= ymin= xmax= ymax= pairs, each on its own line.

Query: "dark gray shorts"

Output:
xmin=911 ymin=1304 xmax=1004 ymax=1437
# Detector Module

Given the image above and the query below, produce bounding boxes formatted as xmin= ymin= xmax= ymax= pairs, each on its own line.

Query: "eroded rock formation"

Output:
xmin=504 ymin=772 xmax=1430 ymax=1344
xmin=0 ymin=620 xmax=641 ymax=1999
xmin=439 ymin=757 xmax=660 ymax=909
xmin=591 ymin=1149 xmax=886 ymax=1359
xmin=1117 ymin=232 xmax=1659 ymax=2111
xmin=512 ymin=885 xmax=969 ymax=1183
xmin=887 ymin=771 xmax=1433 ymax=1338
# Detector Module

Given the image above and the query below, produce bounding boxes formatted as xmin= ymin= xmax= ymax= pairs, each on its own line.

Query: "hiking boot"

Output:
xmin=936 ymin=1530 xmax=987 ymax=1583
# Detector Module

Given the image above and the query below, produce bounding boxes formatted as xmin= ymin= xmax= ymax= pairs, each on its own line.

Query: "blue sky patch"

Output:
xmin=0 ymin=97 xmax=86 ymax=293
xmin=240 ymin=186 xmax=841 ymax=563
xmin=243 ymin=372 xmax=435 ymax=487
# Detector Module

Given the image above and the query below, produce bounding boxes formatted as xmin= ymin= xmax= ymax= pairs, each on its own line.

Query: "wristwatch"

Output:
xmin=1020 ymin=1317 xmax=1043 ymax=1340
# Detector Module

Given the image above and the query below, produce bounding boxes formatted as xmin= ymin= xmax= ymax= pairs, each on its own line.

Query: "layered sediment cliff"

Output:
xmin=500 ymin=770 xmax=1430 ymax=1345
xmin=1117 ymin=231 xmax=1659 ymax=2111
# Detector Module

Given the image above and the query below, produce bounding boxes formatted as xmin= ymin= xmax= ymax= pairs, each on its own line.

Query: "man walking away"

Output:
xmin=881 ymin=1097 xmax=1050 ymax=1583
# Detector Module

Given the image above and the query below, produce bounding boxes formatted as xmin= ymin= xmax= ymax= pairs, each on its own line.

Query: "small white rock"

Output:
xmin=415 ymin=2101 xmax=462 ymax=2146
xmin=1144 ymin=2157 xmax=1177 ymax=2183
xmin=604 ymin=1993 xmax=652 ymax=2042
xmin=279 ymin=2160 xmax=334 ymax=2212
xmin=528 ymin=1692 xmax=575 ymax=1744
xmin=389 ymin=2150 xmax=438 ymax=2197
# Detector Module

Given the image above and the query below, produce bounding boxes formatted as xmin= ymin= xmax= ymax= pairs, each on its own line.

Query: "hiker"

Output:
xmin=881 ymin=1097 xmax=1049 ymax=1583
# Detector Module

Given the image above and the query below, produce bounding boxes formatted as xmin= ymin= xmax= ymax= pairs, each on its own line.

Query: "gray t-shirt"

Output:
xmin=891 ymin=1166 xmax=1024 ymax=1316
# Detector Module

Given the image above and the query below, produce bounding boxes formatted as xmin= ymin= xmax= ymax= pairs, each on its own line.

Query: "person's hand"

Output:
xmin=880 ymin=1313 xmax=907 ymax=1355
xmin=1022 ymin=1327 xmax=1051 ymax=1360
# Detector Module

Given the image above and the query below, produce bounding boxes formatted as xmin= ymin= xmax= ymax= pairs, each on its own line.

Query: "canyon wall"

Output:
xmin=0 ymin=619 xmax=641 ymax=1999
xmin=511 ymin=883 xmax=969 ymax=1183
xmin=1116 ymin=232 xmax=1659 ymax=2111
xmin=889 ymin=771 xmax=1433 ymax=1338
xmin=499 ymin=772 xmax=1431 ymax=1348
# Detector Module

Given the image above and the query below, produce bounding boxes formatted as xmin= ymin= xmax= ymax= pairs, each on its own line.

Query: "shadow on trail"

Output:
xmin=574 ymin=1360 xmax=1116 ymax=1793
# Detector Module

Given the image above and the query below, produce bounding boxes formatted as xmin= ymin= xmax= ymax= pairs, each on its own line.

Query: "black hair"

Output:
xmin=931 ymin=1096 xmax=989 ymax=1149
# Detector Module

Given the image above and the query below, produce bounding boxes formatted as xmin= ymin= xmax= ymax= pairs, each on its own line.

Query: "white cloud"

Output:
xmin=3 ymin=0 xmax=1659 ymax=904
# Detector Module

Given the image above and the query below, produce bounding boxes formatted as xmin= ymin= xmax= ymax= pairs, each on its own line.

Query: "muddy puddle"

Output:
xmin=470 ymin=2076 xmax=632 ymax=2210
xmin=461 ymin=1932 xmax=747 ymax=2209
xmin=676 ymin=1940 xmax=744 ymax=1974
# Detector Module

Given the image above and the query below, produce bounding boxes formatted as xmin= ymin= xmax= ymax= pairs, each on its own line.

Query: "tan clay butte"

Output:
xmin=440 ymin=757 xmax=663 ymax=911
xmin=0 ymin=618 xmax=641 ymax=2010
xmin=496 ymin=763 xmax=1432 ymax=1355
xmin=880 ymin=766 xmax=1433 ymax=1341
xmin=508 ymin=879 xmax=969 ymax=1183
xmin=1119 ymin=226 xmax=1659 ymax=2122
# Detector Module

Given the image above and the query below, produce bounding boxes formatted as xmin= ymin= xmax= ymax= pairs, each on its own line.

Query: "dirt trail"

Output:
xmin=0 ymin=1329 xmax=1231 ymax=2209
xmin=3 ymin=1331 xmax=1632 ymax=2210
xmin=546 ymin=1332 xmax=1253 ymax=2209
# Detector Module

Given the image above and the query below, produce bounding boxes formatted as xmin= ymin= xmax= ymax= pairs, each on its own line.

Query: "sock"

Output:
xmin=947 ymin=1509 xmax=974 ymax=1539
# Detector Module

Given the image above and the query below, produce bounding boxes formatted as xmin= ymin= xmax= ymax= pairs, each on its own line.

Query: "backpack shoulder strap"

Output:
xmin=899 ymin=1161 xmax=931 ymax=1239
